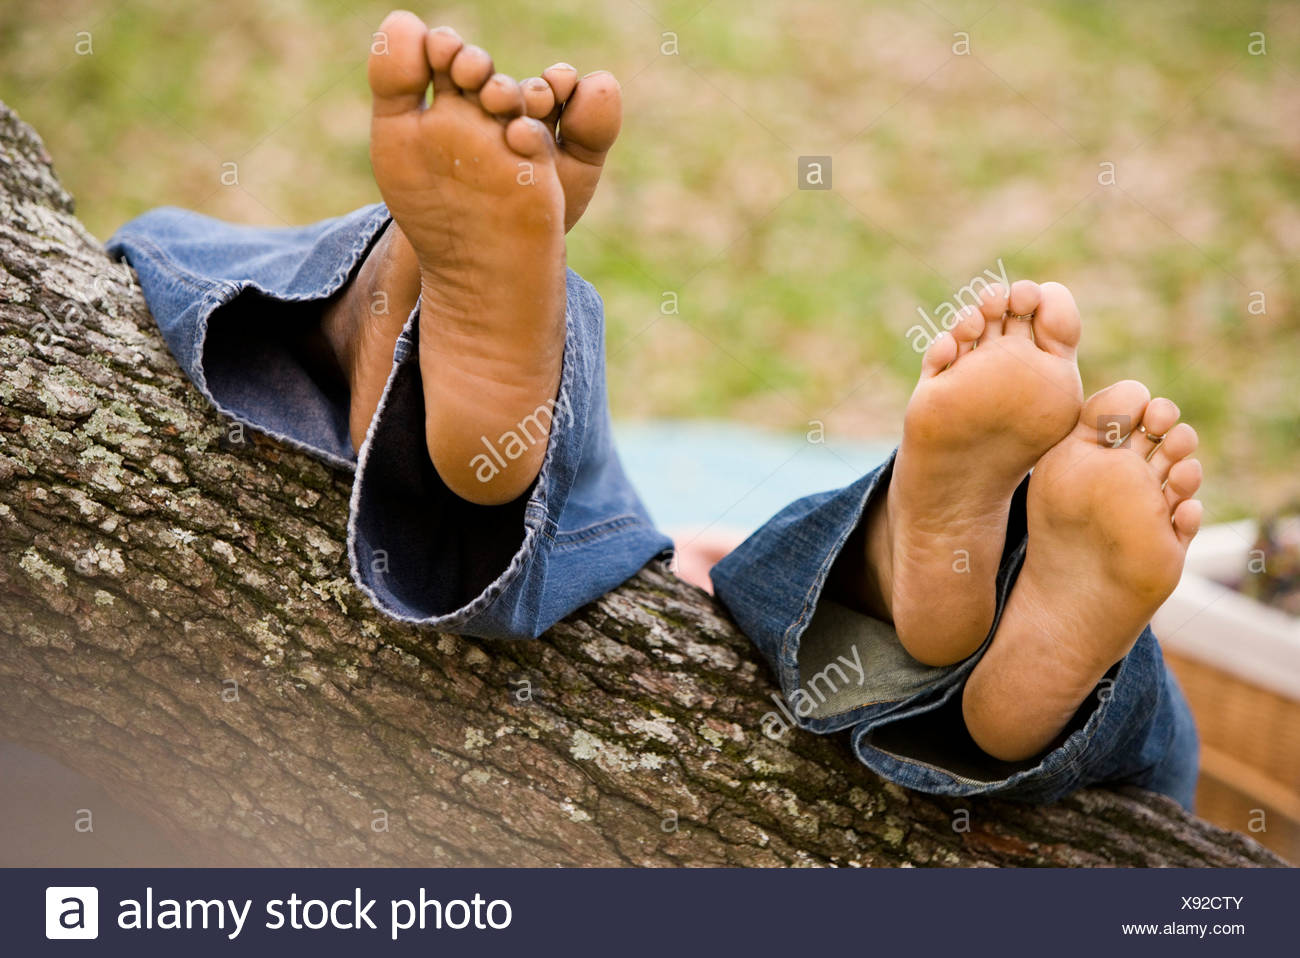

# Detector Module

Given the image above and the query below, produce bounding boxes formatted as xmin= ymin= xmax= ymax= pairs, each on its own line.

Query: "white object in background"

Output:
xmin=1152 ymin=520 xmax=1300 ymax=702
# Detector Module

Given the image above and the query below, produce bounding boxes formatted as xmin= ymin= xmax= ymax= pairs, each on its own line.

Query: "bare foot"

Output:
xmin=324 ymin=12 xmax=569 ymax=506
xmin=321 ymin=18 xmax=623 ymax=461
xmin=963 ymin=380 xmax=1204 ymax=761
xmin=670 ymin=529 xmax=745 ymax=593
xmin=857 ymin=280 xmax=1084 ymax=666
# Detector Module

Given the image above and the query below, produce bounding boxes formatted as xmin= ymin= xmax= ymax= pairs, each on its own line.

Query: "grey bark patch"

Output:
xmin=0 ymin=99 xmax=1287 ymax=868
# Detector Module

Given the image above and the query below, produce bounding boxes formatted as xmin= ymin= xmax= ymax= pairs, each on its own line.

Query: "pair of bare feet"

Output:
xmin=326 ymin=12 xmax=1203 ymax=766
xmin=850 ymin=281 xmax=1204 ymax=760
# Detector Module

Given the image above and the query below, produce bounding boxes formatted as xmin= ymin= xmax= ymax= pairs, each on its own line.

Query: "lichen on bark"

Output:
xmin=0 ymin=101 xmax=1286 ymax=867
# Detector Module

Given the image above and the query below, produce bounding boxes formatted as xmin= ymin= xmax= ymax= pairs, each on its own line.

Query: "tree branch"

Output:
xmin=0 ymin=101 xmax=1284 ymax=867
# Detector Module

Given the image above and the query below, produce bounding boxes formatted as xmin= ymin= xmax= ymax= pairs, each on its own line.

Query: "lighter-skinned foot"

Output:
xmin=859 ymin=280 xmax=1084 ymax=666
xmin=962 ymin=381 xmax=1204 ymax=761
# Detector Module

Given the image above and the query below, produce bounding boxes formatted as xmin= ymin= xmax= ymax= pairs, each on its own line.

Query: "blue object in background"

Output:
xmin=613 ymin=420 xmax=894 ymax=538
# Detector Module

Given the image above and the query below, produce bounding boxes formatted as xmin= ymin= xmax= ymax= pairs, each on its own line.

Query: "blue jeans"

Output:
xmin=107 ymin=204 xmax=1199 ymax=809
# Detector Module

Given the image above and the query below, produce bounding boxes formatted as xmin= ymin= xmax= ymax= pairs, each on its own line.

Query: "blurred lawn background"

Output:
xmin=1 ymin=0 xmax=1296 ymax=522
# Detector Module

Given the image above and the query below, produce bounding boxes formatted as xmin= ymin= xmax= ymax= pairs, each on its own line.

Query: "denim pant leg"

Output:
xmin=349 ymin=267 xmax=673 ymax=637
xmin=710 ymin=452 xmax=1200 ymax=810
xmin=107 ymin=205 xmax=671 ymax=639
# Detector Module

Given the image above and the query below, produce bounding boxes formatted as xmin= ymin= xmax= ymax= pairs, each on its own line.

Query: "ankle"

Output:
xmin=861 ymin=485 xmax=896 ymax=621
xmin=826 ymin=477 xmax=895 ymax=621
xmin=320 ymin=222 xmax=419 ymax=386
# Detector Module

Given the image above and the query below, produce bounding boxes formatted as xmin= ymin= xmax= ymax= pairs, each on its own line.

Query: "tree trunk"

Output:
xmin=0 ymin=101 xmax=1284 ymax=868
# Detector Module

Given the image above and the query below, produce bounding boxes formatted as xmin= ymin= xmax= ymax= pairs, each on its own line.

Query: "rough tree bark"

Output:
xmin=0 ymin=102 xmax=1285 ymax=868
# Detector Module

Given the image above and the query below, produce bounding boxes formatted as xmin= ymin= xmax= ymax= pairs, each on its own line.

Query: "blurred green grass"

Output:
xmin=2 ymin=0 xmax=1296 ymax=520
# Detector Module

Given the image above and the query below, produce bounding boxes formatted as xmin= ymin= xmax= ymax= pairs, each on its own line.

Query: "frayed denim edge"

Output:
xmin=343 ymin=293 xmax=582 ymax=632
xmin=185 ymin=205 xmax=395 ymax=473
xmin=776 ymin=450 xmax=897 ymax=697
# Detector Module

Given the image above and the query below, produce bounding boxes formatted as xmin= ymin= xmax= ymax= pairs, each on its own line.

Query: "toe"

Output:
xmin=426 ymin=26 xmax=464 ymax=94
xmin=1004 ymin=279 xmax=1041 ymax=339
xmin=556 ymin=70 xmax=623 ymax=164
xmin=541 ymin=63 xmax=579 ymax=116
xmin=1148 ymin=421 xmax=1198 ymax=477
xmin=1164 ymin=457 xmax=1203 ymax=510
xmin=951 ymin=304 xmax=985 ymax=356
xmin=1136 ymin=397 xmax=1180 ymax=456
xmin=977 ymin=282 xmax=1009 ymax=339
xmin=480 ymin=73 xmax=525 ymax=118
xmin=1032 ymin=281 xmax=1082 ymax=358
xmin=1172 ymin=498 xmax=1203 ymax=547
xmin=505 ymin=116 xmax=554 ymax=158
xmin=522 ymin=77 xmax=556 ymax=119
xmin=549 ymin=69 xmax=622 ymax=232
xmin=920 ymin=331 xmax=958 ymax=379
xmin=369 ymin=11 xmax=432 ymax=117
xmin=1079 ymin=379 xmax=1151 ymax=447
xmin=449 ymin=43 xmax=495 ymax=93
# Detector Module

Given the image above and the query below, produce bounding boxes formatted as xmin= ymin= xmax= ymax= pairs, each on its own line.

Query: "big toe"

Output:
xmin=369 ymin=10 xmax=432 ymax=116
xmin=1078 ymin=379 xmax=1151 ymax=447
xmin=1032 ymin=282 xmax=1082 ymax=358
xmin=557 ymin=70 xmax=623 ymax=163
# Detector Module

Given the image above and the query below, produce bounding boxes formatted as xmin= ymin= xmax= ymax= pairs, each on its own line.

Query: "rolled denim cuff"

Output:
xmin=714 ymin=454 xmax=1197 ymax=808
xmin=712 ymin=452 xmax=968 ymax=735
xmin=106 ymin=204 xmax=393 ymax=469
xmin=854 ymin=626 xmax=1199 ymax=809
xmin=348 ymin=269 xmax=672 ymax=639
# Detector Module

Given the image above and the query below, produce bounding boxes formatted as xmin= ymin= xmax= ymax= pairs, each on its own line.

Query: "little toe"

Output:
xmin=522 ymin=77 xmax=556 ymax=119
xmin=1164 ymin=457 xmax=1202 ymax=510
xmin=480 ymin=73 xmax=525 ymax=118
xmin=369 ymin=11 xmax=432 ymax=117
xmin=1004 ymin=279 xmax=1041 ymax=339
xmin=505 ymin=116 xmax=555 ymax=158
xmin=449 ymin=43 xmax=495 ymax=93
xmin=920 ymin=331 xmax=958 ymax=379
xmin=1147 ymin=422 xmax=1198 ymax=478
xmin=1079 ymin=379 xmax=1151 ymax=447
xmin=1032 ymin=281 xmax=1082 ymax=358
xmin=977 ymin=282 xmax=1009 ymax=338
xmin=1173 ymin=498 xmax=1204 ymax=547
xmin=426 ymin=26 xmax=464 ymax=94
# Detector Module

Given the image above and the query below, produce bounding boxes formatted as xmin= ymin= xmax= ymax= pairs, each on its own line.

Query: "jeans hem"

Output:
xmin=852 ymin=628 xmax=1158 ymax=801
xmin=346 ymin=289 xmax=587 ymax=632
xmin=181 ymin=206 xmax=393 ymax=472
